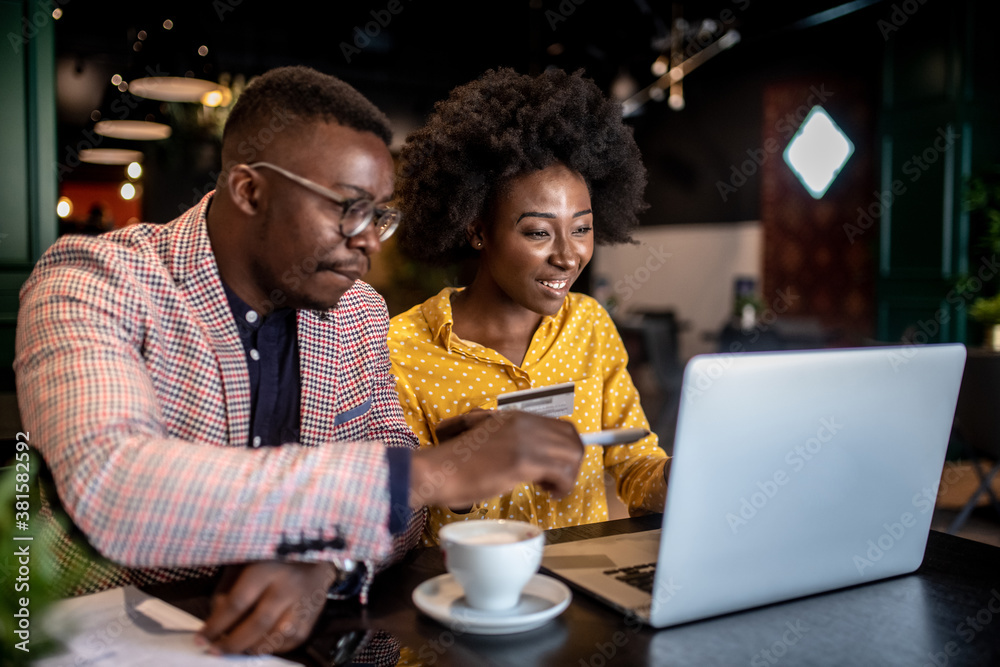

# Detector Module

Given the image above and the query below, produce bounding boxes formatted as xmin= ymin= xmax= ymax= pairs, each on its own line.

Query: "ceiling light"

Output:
xmin=57 ymin=196 xmax=73 ymax=218
xmin=128 ymin=76 xmax=228 ymax=103
xmin=94 ymin=120 xmax=172 ymax=140
xmin=783 ymin=106 xmax=854 ymax=198
xmin=79 ymin=148 xmax=145 ymax=165
xmin=611 ymin=69 xmax=639 ymax=101
xmin=200 ymin=87 xmax=233 ymax=107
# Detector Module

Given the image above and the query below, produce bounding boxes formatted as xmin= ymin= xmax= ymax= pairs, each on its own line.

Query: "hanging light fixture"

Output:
xmin=624 ymin=29 xmax=739 ymax=116
xmin=128 ymin=76 xmax=229 ymax=103
xmin=668 ymin=5 xmax=685 ymax=111
xmin=94 ymin=119 xmax=172 ymax=140
xmin=79 ymin=148 xmax=145 ymax=165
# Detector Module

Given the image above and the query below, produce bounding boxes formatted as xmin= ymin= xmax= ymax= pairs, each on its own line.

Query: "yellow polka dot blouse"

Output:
xmin=388 ymin=287 xmax=669 ymax=546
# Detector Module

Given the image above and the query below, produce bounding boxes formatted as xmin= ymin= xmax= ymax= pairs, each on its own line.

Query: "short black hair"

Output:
xmin=222 ymin=65 xmax=392 ymax=159
xmin=395 ymin=67 xmax=648 ymax=264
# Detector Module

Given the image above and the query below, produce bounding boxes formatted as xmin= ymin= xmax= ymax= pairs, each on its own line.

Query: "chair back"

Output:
xmin=953 ymin=349 xmax=1000 ymax=458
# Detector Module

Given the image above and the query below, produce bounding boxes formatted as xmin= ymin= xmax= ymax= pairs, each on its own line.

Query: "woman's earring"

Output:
xmin=474 ymin=240 xmax=483 ymax=249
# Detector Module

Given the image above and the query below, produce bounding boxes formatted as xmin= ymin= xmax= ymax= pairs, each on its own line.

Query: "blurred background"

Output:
xmin=2 ymin=0 xmax=999 ymax=541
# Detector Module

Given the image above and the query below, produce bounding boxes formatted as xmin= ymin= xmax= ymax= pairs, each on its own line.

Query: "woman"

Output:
xmin=388 ymin=67 xmax=668 ymax=546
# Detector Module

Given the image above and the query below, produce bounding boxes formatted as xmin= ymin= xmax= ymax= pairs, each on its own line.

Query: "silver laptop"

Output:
xmin=541 ymin=343 xmax=967 ymax=628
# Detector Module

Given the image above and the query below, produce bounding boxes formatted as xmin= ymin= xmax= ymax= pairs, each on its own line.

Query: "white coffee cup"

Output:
xmin=438 ymin=519 xmax=544 ymax=611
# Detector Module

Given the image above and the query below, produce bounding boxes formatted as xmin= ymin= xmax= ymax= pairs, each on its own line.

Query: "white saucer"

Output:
xmin=412 ymin=573 xmax=572 ymax=635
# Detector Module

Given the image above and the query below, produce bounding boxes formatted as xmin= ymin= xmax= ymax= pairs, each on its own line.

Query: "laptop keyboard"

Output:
xmin=604 ymin=562 xmax=657 ymax=593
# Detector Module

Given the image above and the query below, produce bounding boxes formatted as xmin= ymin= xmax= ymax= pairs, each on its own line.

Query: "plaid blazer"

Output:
xmin=15 ymin=193 xmax=422 ymax=594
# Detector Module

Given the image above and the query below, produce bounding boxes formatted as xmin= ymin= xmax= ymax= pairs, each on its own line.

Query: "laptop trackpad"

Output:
xmin=542 ymin=554 xmax=617 ymax=569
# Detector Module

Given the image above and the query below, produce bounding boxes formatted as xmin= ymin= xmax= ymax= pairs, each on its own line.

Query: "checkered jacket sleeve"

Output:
xmin=14 ymin=208 xmax=417 ymax=575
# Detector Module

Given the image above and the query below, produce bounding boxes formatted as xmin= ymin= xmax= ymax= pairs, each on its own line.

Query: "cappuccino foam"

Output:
xmin=454 ymin=532 xmax=525 ymax=545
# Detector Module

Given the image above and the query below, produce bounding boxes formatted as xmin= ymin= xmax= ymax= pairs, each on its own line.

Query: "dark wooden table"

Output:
xmin=152 ymin=515 xmax=1000 ymax=665
xmin=364 ymin=515 xmax=1000 ymax=666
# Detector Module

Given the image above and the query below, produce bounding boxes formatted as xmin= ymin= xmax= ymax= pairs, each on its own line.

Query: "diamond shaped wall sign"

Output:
xmin=782 ymin=106 xmax=854 ymax=199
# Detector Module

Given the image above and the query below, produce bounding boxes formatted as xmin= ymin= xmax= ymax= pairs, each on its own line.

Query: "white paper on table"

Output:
xmin=133 ymin=597 xmax=204 ymax=632
xmin=35 ymin=585 xmax=297 ymax=666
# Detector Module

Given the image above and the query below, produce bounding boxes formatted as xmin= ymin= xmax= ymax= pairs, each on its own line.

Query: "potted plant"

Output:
xmin=968 ymin=294 xmax=1000 ymax=350
xmin=1 ymin=449 xmax=91 ymax=665
xmin=965 ymin=165 xmax=1000 ymax=349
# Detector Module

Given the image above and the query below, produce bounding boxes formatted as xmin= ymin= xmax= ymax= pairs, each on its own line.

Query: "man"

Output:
xmin=14 ymin=66 xmax=584 ymax=655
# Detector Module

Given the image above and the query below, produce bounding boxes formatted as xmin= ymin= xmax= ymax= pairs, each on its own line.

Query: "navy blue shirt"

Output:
xmin=221 ymin=281 xmax=409 ymax=536
xmin=222 ymin=281 xmax=301 ymax=449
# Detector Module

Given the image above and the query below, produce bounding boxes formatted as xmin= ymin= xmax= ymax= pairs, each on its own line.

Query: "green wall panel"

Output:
xmin=877 ymin=0 xmax=999 ymax=345
xmin=0 ymin=0 xmax=30 ymax=263
xmin=0 ymin=0 xmax=57 ymax=391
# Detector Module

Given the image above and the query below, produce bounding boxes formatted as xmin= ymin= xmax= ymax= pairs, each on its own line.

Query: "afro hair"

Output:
xmin=395 ymin=67 xmax=649 ymax=265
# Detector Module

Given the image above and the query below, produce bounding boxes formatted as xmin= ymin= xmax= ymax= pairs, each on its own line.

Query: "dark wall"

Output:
xmin=628 ymin=4 xmax=887 ymax=227
xmin=54 ymin=1 xmax=894 ymax=229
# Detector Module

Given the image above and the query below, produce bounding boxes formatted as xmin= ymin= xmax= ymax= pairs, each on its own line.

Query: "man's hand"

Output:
xmin=409 ymin=410 xmax=584 ymax=509
xmin=197 ymin=560 xmax=337 ymax=655
xmin=431 ymin=408 xmax=490 ymax=443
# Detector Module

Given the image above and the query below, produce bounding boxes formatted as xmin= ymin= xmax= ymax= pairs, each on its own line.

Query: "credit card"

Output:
xmin=495 ymin=381 xmax=575 ymax=418
xmin=580 ymin=428 xmax=651 ymax=446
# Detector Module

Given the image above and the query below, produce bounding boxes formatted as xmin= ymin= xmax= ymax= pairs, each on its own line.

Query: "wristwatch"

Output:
xmin=327 ymin=558 xmax=362 ymax=598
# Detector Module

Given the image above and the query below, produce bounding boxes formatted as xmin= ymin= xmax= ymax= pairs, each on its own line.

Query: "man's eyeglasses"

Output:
xmin=246 ymin=162 xmax=401 ymax=241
